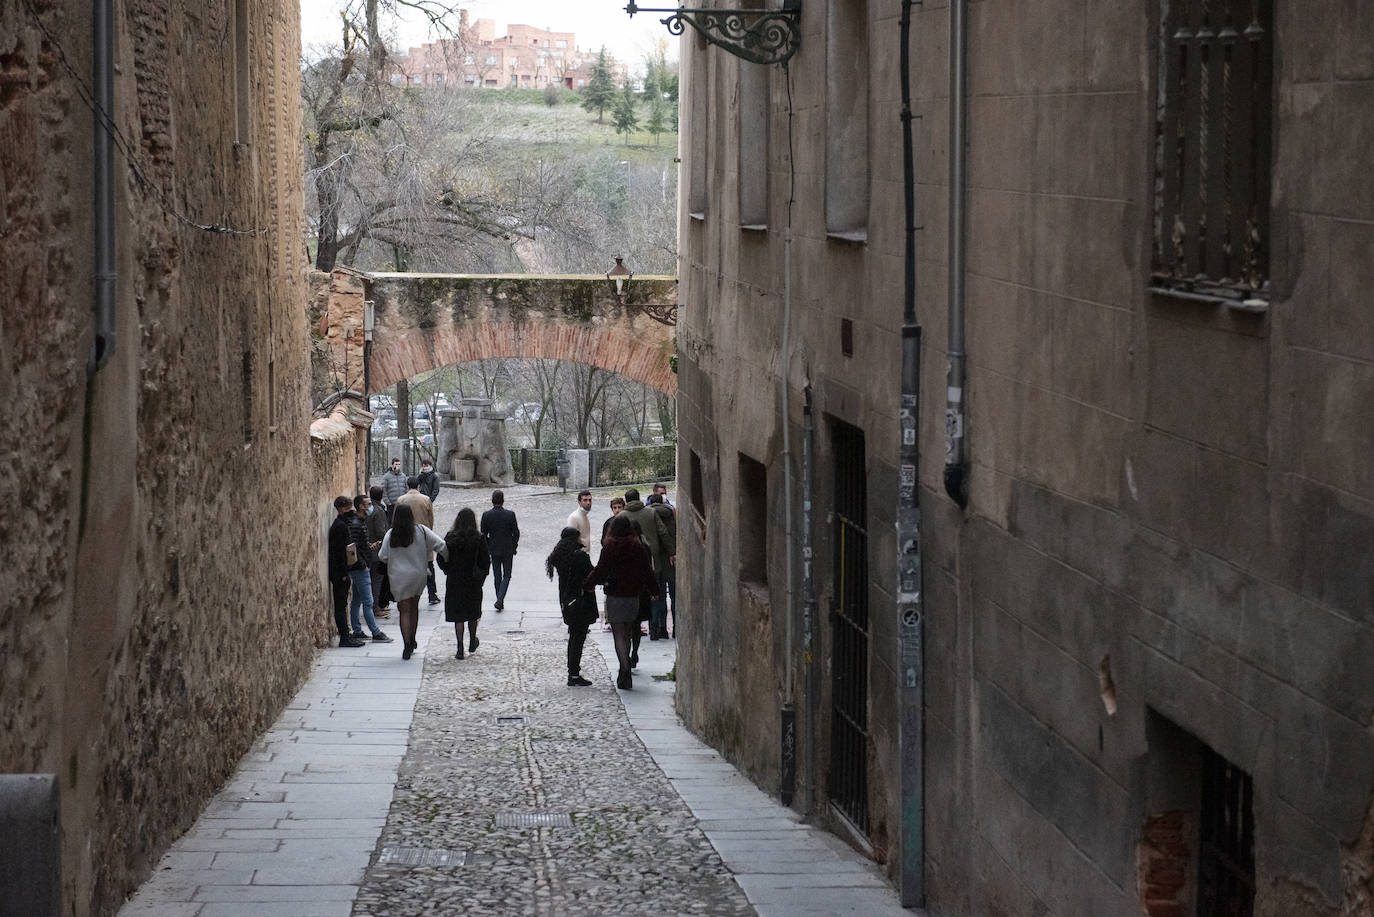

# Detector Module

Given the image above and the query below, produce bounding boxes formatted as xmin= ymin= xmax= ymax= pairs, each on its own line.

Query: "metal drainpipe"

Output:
xmin=801 ymin=384 xmax=817 ymax=815
xmin=898 ymin=0 xmax=927 ymax=906
xmin=89 ymin=0 xmax=116 ymax=377
xmin=779 ymin=223 xmax=798 ymax=807
xmin=944 ymin=0 xmax=969 ymax=508
xmin=364 ymin=299 xmax=375 ymax=482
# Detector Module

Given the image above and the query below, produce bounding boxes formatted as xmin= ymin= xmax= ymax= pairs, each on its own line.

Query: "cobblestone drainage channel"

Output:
xmin=493 ymin=812 xmax=574 ymax=828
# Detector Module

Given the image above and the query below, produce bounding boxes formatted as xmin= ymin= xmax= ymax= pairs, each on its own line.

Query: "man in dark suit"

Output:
xmin=328 ymin=496 xmax=366 ymax=648
xmin=480 ymin=490 xmax=520 ymax=611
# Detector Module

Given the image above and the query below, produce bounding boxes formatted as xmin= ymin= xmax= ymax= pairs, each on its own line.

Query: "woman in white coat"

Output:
xmin=378 ymin=503 xmax=447 ymax=659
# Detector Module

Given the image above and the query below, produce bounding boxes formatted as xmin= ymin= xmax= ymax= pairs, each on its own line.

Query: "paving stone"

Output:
xmin=200 ymin=904 xmax=353 ymax=917
xmin=193 ymin=885 xmax=358 ymax=902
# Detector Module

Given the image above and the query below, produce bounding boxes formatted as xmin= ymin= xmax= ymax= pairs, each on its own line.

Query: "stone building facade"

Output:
xmin=675 ymin=2 xmax=1374 ymax=915
xmin=0 ymin=1 xmax=319 ymax=914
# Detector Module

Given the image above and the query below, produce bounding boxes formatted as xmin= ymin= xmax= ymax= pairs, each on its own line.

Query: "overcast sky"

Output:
xmin=298 ymin=0 xmax=676 ymax=69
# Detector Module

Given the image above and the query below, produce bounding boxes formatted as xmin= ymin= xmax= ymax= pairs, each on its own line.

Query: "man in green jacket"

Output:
xmin=621 ymin=487 xmax=675 ymax=639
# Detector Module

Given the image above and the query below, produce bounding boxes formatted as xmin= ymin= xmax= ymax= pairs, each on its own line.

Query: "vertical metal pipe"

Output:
xmin=780 ymin=224 xmax=797 ymax=802
xmin=89 ymin=0 xmax=116 ymax=376
xmin=801 ymin=384 xmax=817 ymax=815
xmin=899 ymin=0 xmax=927 ymax=906
xmin=944 ymin=0 xmax=969 ymax=508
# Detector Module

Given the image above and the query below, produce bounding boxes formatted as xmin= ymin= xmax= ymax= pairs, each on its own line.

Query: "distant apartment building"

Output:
xmin=389 ymin=10 xmax=627 ymax=90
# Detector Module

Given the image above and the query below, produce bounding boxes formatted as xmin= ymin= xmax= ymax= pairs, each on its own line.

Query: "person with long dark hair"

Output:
xmin=378 ymin=502 xmax=446 ymax=659
xmin=585 ymin=515 xmax=658 ymax=690
xmin=546 ymin=526 xmax=598 ymax=687
xmin=436 ymin=507 xmax=489 ymax=659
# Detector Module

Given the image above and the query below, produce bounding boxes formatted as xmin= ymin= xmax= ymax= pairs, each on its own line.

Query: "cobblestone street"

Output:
xmin=352 ymin=621 xmax=752 ymax=916
xmin=120 ymin=487 xmax=907 ymax=917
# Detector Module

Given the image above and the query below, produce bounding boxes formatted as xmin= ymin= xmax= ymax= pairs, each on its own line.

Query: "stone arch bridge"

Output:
xmin=314 ymin=269 xmax=680 ymax=398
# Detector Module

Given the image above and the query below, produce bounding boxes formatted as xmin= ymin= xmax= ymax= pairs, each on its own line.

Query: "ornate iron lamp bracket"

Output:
xmin=631 ymin=302 xmax=679 ymax=326
xmin=625 ymin=0 xmax=802 ymax=67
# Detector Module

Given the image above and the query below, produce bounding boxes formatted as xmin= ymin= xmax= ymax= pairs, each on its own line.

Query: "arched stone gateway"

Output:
xmin=363 ymin=273 xmax=679 ymax=396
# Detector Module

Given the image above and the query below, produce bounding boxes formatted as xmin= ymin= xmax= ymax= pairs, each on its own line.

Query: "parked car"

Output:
xmin=509 ymin=402 xmax=543 ymax=425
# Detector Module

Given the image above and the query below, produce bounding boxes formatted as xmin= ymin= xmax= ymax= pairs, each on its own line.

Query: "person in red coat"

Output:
xmin=586 ymin=515 xmax=658 ymax=690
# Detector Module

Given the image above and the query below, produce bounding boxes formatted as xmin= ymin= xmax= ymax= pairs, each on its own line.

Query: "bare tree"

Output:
xmin=304 ymin=0 xmax=528 ymax=272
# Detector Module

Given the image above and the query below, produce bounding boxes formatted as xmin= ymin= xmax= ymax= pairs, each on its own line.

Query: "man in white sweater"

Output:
xmin=567 ymin=489 xmax=592 ymax=548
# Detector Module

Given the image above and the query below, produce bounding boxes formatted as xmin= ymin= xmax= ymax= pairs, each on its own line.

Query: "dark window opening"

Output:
xmin=689 ymin=449 xmax=707 ymax=521
xmin=1152 ymin=0 xmax=1273 ymax=303
xmin=267 ymin=359 xmax=276 ymax=435
xmin=688 ymin=27 xmax=710 ymax=218
xmin=827 ymin=419 xmax=869 ymax=835
xmin=737 ymin=0 xmax=768 ymax=230
xmin=241 ymin=350 xmax=254 ymax=444
xmin=825 ymin=0 xmax=869 ymax=237
xmin=840 ymin=318 xmax=854 ymax=357
xmin=1197 ymin=744 xmax=1255 ymax=917
xmin=233 ymin=0 xmax=251 ymax=144
xmin=1141 ymin=711 xmax=1255 ymax=917
xmin=738 ymin=453 xmax=767 ymax=584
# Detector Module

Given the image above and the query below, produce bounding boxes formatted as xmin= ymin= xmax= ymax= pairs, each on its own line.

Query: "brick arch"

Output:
xmin=369 ymin=320 xmax=677 ymax=396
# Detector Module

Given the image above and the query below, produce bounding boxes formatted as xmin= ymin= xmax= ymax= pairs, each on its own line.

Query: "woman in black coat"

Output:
xmin=437 ymin=507 xmax=489 ymax=659
xmin=546 ymin=526 xmax=599 ymax=687
xmin=586 ymin=515 xmax=658 ymax=690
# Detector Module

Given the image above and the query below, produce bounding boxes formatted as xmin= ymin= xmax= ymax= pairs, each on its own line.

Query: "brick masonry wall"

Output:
xmin=1139 ymin=812 xmax=1191 ymax=917
xmin=0 ymin=2 xmax=323 ymax=914
xmin=364 ymin=274 xmax=680 ymax=396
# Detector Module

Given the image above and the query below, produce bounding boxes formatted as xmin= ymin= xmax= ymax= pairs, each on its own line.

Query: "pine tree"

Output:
xmin=612 ymin=80 xmax=640 ymax=143
xmin=646 ymin=97 xmax=667 ymax=145
xmin=581 ymin=47 xmax=616 ymax=124
xmin=642 ymin=60 xmax=661 ymax=106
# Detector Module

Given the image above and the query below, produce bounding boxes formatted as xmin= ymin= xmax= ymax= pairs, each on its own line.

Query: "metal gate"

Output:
xmin=1197 ymin=747 xmax=1255 ymax=916
xmin=828 ymin=420 xmax=870 ymax=835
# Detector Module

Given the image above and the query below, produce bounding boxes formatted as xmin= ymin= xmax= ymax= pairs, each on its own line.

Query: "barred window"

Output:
xmin=1153 ymin=0 xmax=1273 ymax=304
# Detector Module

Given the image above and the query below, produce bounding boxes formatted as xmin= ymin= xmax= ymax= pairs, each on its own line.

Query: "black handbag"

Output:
xmin=376 ymin=561 xmax=394 ymax=605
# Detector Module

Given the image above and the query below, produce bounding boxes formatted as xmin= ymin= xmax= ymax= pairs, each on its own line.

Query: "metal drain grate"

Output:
xmin=494 ymin=812 xmax=573 ymax=828
xmin=504 ymin=630 xmax=526 ymax=635
xmin=494 ymin=715 xmax=529 ymax=725
xmin=377 ymin=846 xmax=466 ymax=867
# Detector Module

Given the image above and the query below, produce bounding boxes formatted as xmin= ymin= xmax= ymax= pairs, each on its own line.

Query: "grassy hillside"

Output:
xmin=470 ymin=87 xmax=680 ymax=163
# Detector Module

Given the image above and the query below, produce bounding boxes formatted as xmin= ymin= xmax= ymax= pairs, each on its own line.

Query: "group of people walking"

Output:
xmin=328 ymin=458 xmax=445 ymax=656
xmin=552 ymin=485 xmax=677 ymax=691
xmin=329 ymin=470 xmax=677 ymax=692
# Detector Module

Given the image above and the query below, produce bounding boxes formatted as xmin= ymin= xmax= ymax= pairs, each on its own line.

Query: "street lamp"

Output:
xmin=606 ymin=256 xmax=633 ymax=300
xmin=604 ymin=255 xmax=678 ymax=326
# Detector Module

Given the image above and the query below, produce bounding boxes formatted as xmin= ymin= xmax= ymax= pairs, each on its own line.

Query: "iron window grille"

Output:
xmin=1152 ymin=0 xmax=1273 ymax=305
xmin=828 ymin=420 xmax=870 ymax=836
xmin=1197 ymin=745 xmax=1255 ymax=916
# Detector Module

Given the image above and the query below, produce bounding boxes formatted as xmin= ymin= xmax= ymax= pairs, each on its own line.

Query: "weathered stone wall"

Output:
xmin=308 ymin=268 xmax=369 ymax=404
xmin=676 ymin=2 xmax=1374 ymax=914
xmin=0 ymin=2 xmax=318 ymax=914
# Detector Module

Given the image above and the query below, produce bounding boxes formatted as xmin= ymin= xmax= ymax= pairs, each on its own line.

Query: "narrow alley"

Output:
xmin=118 ymin=488 xmax=908 ymax=917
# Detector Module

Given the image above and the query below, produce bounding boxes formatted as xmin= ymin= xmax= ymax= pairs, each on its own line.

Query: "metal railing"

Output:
xmin=509 ymin=447 xmax=561 ymax=486
xmin=828 ymin=420 xmax=870 ymax=837
xmin=590 ymin=443 xmax=676 ymax=488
